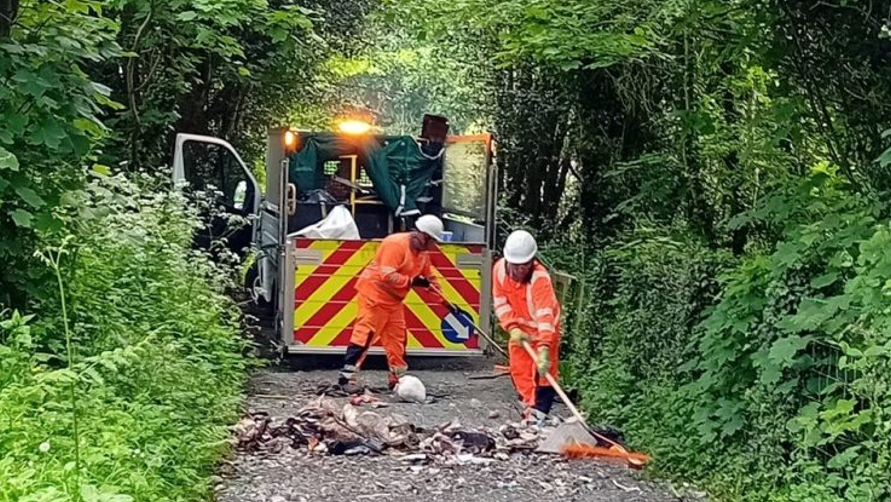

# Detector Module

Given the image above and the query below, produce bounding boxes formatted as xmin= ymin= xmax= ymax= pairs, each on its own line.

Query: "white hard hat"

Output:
xmin=503 ymin=230 xmax=538 ymax=264
xmin=415 ymin=214 xmax=444 ymax=242
xmin=395 ymin=375 xmax=427 ymax=403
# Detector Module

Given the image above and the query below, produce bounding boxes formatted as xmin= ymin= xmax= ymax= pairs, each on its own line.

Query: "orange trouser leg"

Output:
xmin=350 ymin=295 xmax=385 ymax=347
xmin=340 ymin=295 xmax=388 ymax=384
xmin=380 ymin=306 xmax=407 ymax=386
xmin=509 ymin=338 xmax=561 ymax=408
xmin=341 ymin=295 xmax=407 ymax=387
xmin=509 ymin=341 xmax=536 ymax=406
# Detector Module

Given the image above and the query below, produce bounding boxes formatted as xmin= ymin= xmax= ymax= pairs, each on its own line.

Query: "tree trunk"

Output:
xmin=0 ymin=0 xmax=18 ymax=38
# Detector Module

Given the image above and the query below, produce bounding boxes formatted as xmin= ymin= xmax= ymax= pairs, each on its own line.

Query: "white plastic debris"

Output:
xmin=394 ymin=375 xmax=426 ymax=403
xmin=293 ymin=205 xmax=360 ymax=240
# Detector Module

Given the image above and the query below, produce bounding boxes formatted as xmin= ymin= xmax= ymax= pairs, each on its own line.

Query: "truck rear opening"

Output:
xmin=278 ymin=129 xmax=496 ymax=356
xmin=173 ymin=116 xmax=497 ymax=358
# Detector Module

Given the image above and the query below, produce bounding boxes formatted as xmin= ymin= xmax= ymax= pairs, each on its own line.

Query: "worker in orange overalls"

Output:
xmin=338 ymin=214 xmax=444 ymax=391
xmin=492 ymin=230 xmax=560 ymax=421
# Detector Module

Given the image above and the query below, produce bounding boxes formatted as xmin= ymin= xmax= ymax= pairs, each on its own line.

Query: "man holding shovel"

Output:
xmin=337 ymin=215 xmax=445 ymax=392
xmin=492 ymin=230 xmax=561 ymax=422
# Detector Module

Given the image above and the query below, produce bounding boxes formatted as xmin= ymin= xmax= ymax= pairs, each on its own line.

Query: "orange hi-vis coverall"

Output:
xmin=492 ymin=258 xmax=561 ymax=413
xmin=339 ymin=232 xmax=439 ymax=387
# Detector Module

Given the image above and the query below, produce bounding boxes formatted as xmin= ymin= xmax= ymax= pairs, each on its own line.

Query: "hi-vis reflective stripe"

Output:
xmin=293 ymin=239 xmax=483 ymax=351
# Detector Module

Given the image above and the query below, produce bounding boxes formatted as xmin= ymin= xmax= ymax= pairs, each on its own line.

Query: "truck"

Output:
xmin=172 ymin=115 xmax=497 ymax=357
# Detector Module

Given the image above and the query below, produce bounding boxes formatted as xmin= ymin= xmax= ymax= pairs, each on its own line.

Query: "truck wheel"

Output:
xmin=244 ymin=262 xmax=274 ymax=317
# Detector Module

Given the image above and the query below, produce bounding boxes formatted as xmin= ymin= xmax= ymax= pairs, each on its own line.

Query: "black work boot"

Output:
xmin=337 ymin=344 xmax=366 ymax=393
xmin=533 ymin=386 xmax=557 ymax=415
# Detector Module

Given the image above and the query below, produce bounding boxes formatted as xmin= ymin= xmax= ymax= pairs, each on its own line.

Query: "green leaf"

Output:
xmin=15 ymin=186 xmax=44 ymax=208
xmin=11 ymin=209 xmax=33 ymax=227
xmin=880 ymin=147 xmax=891 ymax=168
xmin=810 ymin=271 xmax=839 ymax=289
xmin=238 ymin=67 xmax=252 ymax=77
xmin=12 ymin=69 xmax=50 ymax=98
xmin=73 ymin=118 xmax=105 ymax=138
xmin=80 ymin=485 xmax=100 ymax=502
xmin=863 ymin=345 xmax=890 ymax=358
xmin=0 ymin=146 xmax=19 ymax=170
xmin=177 ymin=11 xmax=198 ymax=21
xmin=31 ymin=118 xmax=67 ymax=149
xmin=7 ymin=114 xmax=28 ymax=135
xmin=91 ymin=164 xmax=111 ymax=177
xmin=769 ymin=335 xmax=812 ymax=365
xmin=827 ymin=446 xmax=861 ymax=469
xmin=820 ymin=398 xmax=856 ymax=421
xmin=0 ymin=42 xmax=24 ymax=54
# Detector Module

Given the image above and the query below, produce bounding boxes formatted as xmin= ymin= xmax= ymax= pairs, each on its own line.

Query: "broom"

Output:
xmin=430 ymin=287 xmax=648 ymax=466
xmin=519 ymin=340 xmax=649 ymax=467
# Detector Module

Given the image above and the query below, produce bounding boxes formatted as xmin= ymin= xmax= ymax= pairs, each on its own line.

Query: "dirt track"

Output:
xmin=214 ymin=357 xmax=703 ymax=502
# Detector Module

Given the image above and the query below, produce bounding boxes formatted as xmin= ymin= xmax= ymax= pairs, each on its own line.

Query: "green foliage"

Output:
xmin=558 ymin=172 xmax=891 ymax=501
xmin=0 ymin=0 xmax=386 ymax=500
xmin=0 ymin=175 xmax=248 ymax=501
xmin=374 ymin=5 xmax=891 ymax=497
xmin=0 ymin=0 xmax=122 ymax=306
xmin=682 ymin=170 xmax=891 ymax=500
xmin=98 ymin=0 xmax=325 ymax=169
xmin=1 ymin=0 xmax=375 ymax=308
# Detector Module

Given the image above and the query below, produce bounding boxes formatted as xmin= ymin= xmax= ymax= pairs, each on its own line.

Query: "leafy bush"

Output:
xmin=563 ymin=169 xmax=891 ymax=501
xmin=683 ymin=168 xmax=891 ymax=501
xmin=0 ymin=0 xmax=121 ymax=307
xmin=0 ymin=175 xmax=248 ymax=502
xmin=556 ymin=227 xmax=731 ymax=457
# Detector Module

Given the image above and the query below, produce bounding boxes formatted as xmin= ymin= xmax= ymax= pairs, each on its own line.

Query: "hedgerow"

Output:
xmin=559 ymin=169 xmax=891 ymax=501
xmin=0 ymin=175 xmax=249 ymax=502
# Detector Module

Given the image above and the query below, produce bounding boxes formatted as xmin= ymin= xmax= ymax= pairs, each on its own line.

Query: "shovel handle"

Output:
xmin=521 ymin=340 xmax=626 ymax=450
xmin=429 ymin=285 xmax=509 ymax=359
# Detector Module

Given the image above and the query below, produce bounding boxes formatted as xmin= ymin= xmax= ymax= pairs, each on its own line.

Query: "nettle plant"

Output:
xmin=687 ymin=166 xmax=891 ymax=500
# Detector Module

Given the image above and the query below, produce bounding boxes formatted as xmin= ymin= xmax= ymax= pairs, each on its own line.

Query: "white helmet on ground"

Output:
xmin=415 ymin=214 xmax=444 ymax=242
xmin=395 ymin=375 xmax=427 ymax=403
xmin=503 ymin=230 xmax=538 ymax=264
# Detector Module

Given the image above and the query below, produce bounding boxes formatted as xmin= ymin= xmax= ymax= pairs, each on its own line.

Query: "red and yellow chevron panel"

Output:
xmin=292 ymin=238 xmax=483 ymax=353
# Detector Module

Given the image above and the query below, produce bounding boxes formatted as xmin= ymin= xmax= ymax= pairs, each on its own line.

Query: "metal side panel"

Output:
xmin=256 ymin=208 xmax=281 ymax=303
xmin=479 ymin=249 xmax=494 ymax=352
xmin=279 ymin=237 xmax=297 ymax=347
xmin=288 ymin=238 xmax=487 ymax=356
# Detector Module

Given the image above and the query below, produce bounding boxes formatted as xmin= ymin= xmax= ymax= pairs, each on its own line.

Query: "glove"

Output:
xmin=536 ymin=346 xmax=551 ymax=376
xmin=412 ymin=276 xmax=431 ymax=288
xmin=509 ymin=328 xmax=528 ymax=344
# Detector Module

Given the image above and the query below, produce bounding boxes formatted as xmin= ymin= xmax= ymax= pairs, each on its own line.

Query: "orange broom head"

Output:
xmin=562 ymin=444 xmax=650 ymax=467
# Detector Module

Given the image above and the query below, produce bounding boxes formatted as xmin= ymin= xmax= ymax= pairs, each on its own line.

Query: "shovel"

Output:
xmin=429 ymin=286 xmax=647 ymax=467
xmin=519 ymin=340 xmax=648 ymax=467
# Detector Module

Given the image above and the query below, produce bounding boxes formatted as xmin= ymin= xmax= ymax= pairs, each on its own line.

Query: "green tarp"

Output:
xmin=288 ymin=134 xmax=441 ymax=216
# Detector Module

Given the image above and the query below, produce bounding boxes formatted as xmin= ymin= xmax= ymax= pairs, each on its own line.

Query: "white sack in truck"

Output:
xmin=293 ymin=205 xmax=361 ymax=240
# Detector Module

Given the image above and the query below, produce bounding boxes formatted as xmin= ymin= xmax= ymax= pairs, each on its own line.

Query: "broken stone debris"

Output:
xmin=349 ymin=391 xmax=389 ymax=408
xmin=234 ymin=396 xmax=553 ymax=463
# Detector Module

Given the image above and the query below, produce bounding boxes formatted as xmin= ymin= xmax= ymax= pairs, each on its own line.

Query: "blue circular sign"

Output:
xmin=441 ymin=309 xmax=475 ymax=344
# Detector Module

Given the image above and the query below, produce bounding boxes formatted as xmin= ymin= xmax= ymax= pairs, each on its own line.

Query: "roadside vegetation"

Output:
xmin=1 ymin=1 xmax=368 ymax=501
xmin=3 ymin=0 xmax=891 ymax=501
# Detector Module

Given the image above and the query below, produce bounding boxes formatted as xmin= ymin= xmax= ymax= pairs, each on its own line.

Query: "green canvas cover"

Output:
xmin=288 ymin=134 xmax=441 ymax=216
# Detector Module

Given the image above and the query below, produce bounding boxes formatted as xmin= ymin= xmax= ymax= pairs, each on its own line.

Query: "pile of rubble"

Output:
xmin=234 ymin=395 xmax=550 ymax=464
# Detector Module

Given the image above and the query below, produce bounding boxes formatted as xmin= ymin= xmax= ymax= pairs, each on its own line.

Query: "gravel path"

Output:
xmin=215 ymin=358 xmax=695 ymax=502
